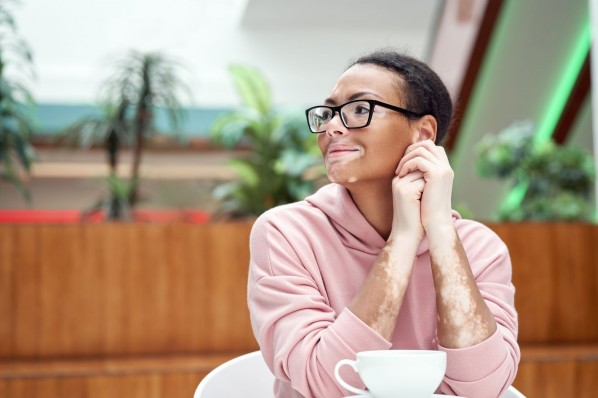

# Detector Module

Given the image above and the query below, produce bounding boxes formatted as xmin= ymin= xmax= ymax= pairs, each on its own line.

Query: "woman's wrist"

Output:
xmin=386 ymin=229 xmax=422 ymax=252
xmin=424 ymin=222 xmax=457 ymax=244
xmin=422 ymin=209 xmax=454 ymax=234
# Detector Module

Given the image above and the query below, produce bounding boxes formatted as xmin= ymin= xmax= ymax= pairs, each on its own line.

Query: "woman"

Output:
xmin=248 ymin=50 xmax=519 ymax=398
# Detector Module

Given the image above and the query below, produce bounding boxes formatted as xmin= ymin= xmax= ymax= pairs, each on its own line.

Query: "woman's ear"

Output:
xmin=415 ymin=115 xmax=437 ymax=143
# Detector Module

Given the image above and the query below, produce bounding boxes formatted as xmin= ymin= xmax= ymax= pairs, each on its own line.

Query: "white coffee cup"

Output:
xmin=334 ymin=350 xmax=446 ymax=398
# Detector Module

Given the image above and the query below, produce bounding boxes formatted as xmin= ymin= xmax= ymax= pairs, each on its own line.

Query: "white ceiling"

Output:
xmin=242 ymin=0 xmax=439 ymax=28
xmin=14 ymin=0 xmax=442 ymax=106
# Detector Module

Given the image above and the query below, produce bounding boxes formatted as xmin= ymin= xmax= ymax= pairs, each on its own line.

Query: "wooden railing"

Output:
xmin=490 ymin=223 xmax=598 ymax=344
xmin=0 ymin=223 xmax=257 ymax=398
xmin=0 ymin=222 xmax=596 ymax=397
xmin=488 ymin=223 xmax=598 ymax=397
xmin=0 ymin=222 xmax=258 ymax=359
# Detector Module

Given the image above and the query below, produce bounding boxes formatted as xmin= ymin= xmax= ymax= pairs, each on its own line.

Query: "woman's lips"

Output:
xmin=327 ymin=144 xmax=360 ymax=157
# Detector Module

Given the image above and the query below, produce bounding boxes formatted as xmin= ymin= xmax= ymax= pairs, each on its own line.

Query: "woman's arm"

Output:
xmin=398 ymin=140 xmax=519 ymax=397
xmin=427 ymin=224 xmax=497 ymax=348
xmin=397 ymin=140 xmax=497 ymax=347
xmin=347 ymin=234 xmax=419 ymax=341
xmin=348 ymin=171 xmax=425 ymax=341
xmin=248 ymin=211 xmax=394 ymax=398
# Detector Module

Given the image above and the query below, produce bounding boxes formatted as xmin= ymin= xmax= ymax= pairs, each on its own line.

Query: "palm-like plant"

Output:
xmin=211 ymin=65 xmax=323 ymax=218
xmin=61 ymin=100 xmax=131 ymax=219
xmin=100 ymin=50 xmax=191 ymax=206
xmin=0 ymin=0 xmax=36 ymax=201
xmin=63 ymin=50 xmax=191 ymax=219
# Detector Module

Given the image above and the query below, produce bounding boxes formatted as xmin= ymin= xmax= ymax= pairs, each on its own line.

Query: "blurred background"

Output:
xmin=0 ymin=0 xmax=597 ymax=397
xmin=0 ymin=0 xmax=594 ymax=221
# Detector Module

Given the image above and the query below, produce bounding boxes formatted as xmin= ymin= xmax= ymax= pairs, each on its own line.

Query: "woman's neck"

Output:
xmin=345 ymin=179 xmax=394 ymax=240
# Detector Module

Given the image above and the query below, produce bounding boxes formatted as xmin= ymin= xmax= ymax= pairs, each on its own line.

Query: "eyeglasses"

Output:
xmin=305 ymin=99 xmax=424 ymax=134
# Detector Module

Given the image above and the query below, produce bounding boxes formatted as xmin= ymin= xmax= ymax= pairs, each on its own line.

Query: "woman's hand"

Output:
xmin=389 ymin=170 xmax=425 ymax=242
xmin=396 ymin=140 xmax=454 ymax=231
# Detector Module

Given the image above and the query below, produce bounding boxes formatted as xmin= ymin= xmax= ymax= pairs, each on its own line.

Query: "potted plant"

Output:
xmin=210 ymin=64 xmax=323 ymax=219
xmin=476 ymin=121 xmax=595 ymax=222
xmin=61 ymin=50 xmax=192 ymax=220
xmin=0 ymin=0 xmax=36 ymax=202
xmin=474 ymin=121 xmax=597 ymax=367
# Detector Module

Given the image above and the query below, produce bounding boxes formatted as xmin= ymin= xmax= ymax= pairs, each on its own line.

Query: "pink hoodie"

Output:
xmin=248 ymin=184 xmax=519 ymax=398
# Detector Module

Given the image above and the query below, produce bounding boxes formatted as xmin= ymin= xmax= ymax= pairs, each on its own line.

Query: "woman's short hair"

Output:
xmin=350 ymin=50 xmax=453 ymax=145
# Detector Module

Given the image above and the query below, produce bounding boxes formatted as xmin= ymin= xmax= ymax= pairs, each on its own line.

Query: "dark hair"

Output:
xmin=350 ymin=50 xmax=453 ymax=145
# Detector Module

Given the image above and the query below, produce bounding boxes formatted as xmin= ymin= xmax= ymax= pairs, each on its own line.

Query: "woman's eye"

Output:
xmin=354 ymin=105 xmax=370 ymax=115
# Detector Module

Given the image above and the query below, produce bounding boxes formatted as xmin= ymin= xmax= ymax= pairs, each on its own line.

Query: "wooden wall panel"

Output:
xmin=12 ymin=226 xmax=42 ymax=358
xmin=0 ymin=223 xmax=258 ymax=360
xmin=204 ymin=223 xmax=259 ymax=352
xmin=4 ymin=222 xmax=595 ymax=358
xmin=514 ymin=355 xmax=598 ymax=398
xmin=1 ymin=222 xmax=597 ymax=398
xmin=2 ymin=222 xmax=597 ymax=356
xmin=486 ymin=223 xmax=598 ymax=344
xmin=0 ymin=354 xmax=235 ymax=398
xmin=0 ymin=226 xmax=15 ymax=357
xmin=0 ymin=372 xmax=201 ymax=398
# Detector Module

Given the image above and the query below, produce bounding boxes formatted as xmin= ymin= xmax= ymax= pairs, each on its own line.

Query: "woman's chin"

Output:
xmin=327 ymin=173 xmax=360 ymax=185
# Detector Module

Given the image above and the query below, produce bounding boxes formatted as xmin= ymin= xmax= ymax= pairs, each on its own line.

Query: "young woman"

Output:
xmin=248 ymin=50 xmax=519 ymax=398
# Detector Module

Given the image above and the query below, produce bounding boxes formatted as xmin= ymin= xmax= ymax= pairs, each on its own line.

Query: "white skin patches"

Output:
xmin=432 ymin=237 xmax=496 ymax=348
xmin=350 ymin=240 xmax=415 ymax=341
xmin=370 ymin=244 xmax=408 ymax=333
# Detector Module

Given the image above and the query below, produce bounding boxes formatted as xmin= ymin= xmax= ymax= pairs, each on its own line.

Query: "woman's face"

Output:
xmin=317 ymin=63 xmax=419 ymax=186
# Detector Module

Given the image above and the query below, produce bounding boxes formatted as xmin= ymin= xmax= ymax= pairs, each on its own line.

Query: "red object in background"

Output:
xmin=0 ymin=209 xmax=210 ymax=223
xmin=133 ymin=209 xmax=210 ymax=223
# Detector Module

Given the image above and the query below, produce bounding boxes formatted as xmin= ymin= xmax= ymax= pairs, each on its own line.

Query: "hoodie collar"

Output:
xmin=305 ymin=183 xmax=461 ymax=256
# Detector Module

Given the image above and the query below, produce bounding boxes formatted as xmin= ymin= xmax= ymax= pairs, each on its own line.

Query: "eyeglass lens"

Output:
xmin=308 ymin=100 xmax=372 ymax=133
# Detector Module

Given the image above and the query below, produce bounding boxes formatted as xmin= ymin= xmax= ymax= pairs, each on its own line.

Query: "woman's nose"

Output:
xmin=324 ymin=112 xmax=347 ymax=137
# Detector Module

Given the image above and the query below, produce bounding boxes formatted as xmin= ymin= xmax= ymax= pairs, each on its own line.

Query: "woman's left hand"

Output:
xmin=395 ymin=140 xmax=454 ymax=231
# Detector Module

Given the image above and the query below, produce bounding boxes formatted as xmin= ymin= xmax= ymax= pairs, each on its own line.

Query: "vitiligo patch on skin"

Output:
xmin=361 ymin=241 xmax=412 ymax=339
xmin=326 ymin=162 xmax=343 ymax=183
xmin=432 ymin=236 xmax=495 ymax=348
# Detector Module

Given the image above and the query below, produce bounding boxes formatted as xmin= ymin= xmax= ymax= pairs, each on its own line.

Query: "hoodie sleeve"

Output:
xmin=247 ymin=211 xmax=391 ymax=398
xmin=437 ymin=220 xmax=520 ymax=398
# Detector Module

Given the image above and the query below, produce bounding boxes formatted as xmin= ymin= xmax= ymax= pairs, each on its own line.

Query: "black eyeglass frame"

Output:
xmin=305 ymin=99 xmax=425 ymax=134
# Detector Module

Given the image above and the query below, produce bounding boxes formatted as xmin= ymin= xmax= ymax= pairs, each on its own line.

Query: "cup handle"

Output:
xmin=334 ymin=359 xmax=371 ymax=397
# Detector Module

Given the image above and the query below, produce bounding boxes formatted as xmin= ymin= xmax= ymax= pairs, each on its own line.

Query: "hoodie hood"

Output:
xmin=305 ymin=183 xmax=461 ymax=256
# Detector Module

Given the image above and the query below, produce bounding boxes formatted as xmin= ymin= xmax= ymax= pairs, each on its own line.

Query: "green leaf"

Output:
xmin=477 ymin=120 xmax=595 ymax=222
xmin=107 ymin=175 xmax=132 ymax=199
xmin=10 ymin=130 xmax=33 ymax=170
xmin=229 ymin=64 xmax=272 ymax=115
xmin=209 ymin=67 xmax=321 ymax=217
xmin=229 ymin=158 xmax=260 ymax=187
xmin=210 ymin=112 xmax=252 ymax=148
xmin=274 ymin=150 xmax=317 ymax=177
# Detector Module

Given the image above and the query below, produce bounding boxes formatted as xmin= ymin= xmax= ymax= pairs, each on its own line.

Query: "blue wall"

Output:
xmin=31 ymin=103 xmax=231 ymax=139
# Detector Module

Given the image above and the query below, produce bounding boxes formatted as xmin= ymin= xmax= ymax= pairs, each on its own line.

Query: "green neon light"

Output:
xmin=502 ymin=183 xmax=527 ymax=212
xmin=533 ymin=21 xmax=591 ymax=144
xmin=502 ymin=19 xmax=591 ymax=213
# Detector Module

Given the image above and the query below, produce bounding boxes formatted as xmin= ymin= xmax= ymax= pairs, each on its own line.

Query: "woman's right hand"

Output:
xmin=389 ymin=170 xmax=425 ymax=243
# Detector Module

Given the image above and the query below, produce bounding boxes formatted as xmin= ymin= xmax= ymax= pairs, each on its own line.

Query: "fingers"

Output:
xmin=392 ymin=171 xmax=425 ymax=200
xmin=396 ymin=140 xmax=450 ymax=177
xmin=395 ymin=170 xmax=424 ymax=182
xmin=404 ymin=139 xmax=444 ymax=155
xmin=397 ymin=157 xmax=436 ymax=178
xmin=402 ymin=141 xmax=447 ymax=164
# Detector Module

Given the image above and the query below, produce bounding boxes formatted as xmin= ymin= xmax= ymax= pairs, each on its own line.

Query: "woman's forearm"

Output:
xmin=427 ymin=224 xmax=497 ymax=348
xmin=348 ymin=235 xmax=419 ymax=341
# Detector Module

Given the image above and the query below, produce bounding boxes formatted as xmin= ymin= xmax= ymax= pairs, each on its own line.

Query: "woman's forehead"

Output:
xmin=328 ymin=64 xmax=403 ymax=103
